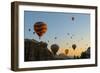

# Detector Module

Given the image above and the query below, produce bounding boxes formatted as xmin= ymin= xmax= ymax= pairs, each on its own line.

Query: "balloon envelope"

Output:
xmin=72 ymin=17 xmax=74 ymax=21
xmin=54 ymin=37 xmax=57 ymax=39
xmin=51 ymin=44 xmax=59 ymax=55
xmin=72 ymin=44 xmax=77 ymax=50
xmin=28 ymin=29 xmax=31 ymax=31
xmin=65 ymin=49 xmax=69 ymax=55
xmin=34 ymin=22 xmax=47 ymax=39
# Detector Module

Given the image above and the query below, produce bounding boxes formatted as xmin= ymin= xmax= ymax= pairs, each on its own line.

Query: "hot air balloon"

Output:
xmin=72 ymin=44 xmax=77 ymax=50
xmin=70 ymin=36 xmax=73 ymax=39
xmin=65 ymin=49 xmax=69 ymax=55
xmin=28 ymin=28 xmax=31 ymax=32
xmin=67 ymin=33 xmax=70 ymax=35
xmin=54 ymin=37 xmax=57 ymax=40
xmin=34 ymin=22 xmax=47 ymax=39
xmin=51 ymin=44 xmax=59 ymax=55
xmin=33 ymin=32 xmax=35 ymax=35
xmin=72 ymin=17 xmax=75 ymax=21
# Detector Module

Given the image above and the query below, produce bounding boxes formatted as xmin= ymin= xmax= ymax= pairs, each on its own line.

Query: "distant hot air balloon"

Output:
xmin=72 ymin=44 xmax=77 ymax=50
xmin=34 ymin=22 xmax=47 ymax=39
xmin=72 ymin=17 xmax=75 ymax=21
xmin=51 ymin=44 xmax=59 ymax=55
xmin=70 ymin=36 xmax=72 ymax=39
xmin=28 ymin=28 xmax=31 ymax=32
xmin=65 ymin=49 xmax=69 ymax=55
xmin=54 ymin=37 xmax=57 ymax=40
xmin=33 ymin=32 xmax=35 ymax=35
xmin=67 ymin=33 xmax=70 ymax=36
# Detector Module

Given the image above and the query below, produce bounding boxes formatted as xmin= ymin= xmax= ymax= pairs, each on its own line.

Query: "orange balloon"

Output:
xmin=65 ymin=49 xmax=69 ymax=55
xmin=34 ymin=22 xmax=47 ymax=39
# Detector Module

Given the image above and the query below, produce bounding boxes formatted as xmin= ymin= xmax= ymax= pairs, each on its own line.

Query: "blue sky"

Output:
xmin=24 ymin=11 xmax=90 ymax=51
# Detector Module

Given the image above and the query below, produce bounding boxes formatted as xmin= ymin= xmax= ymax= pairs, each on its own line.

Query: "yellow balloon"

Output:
xmin=65 ymin=49 xmax=69 ymax=55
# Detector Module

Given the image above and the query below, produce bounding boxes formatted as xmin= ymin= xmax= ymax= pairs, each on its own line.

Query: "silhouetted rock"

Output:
xmin=80 ymin=47 xmax=90 ymax=59
xmin=74 ymin=56 xmax=80 ymax=59
xmin=24 ymin=39 xmax=54 ymax=61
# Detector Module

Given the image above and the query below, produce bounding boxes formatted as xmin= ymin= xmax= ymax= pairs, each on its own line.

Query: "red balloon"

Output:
xmin=34 ymin=22 xmax=47 ymax=39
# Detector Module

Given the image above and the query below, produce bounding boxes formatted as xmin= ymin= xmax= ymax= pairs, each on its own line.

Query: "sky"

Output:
xmin=24 ymin=11 xmax=90 ymax=57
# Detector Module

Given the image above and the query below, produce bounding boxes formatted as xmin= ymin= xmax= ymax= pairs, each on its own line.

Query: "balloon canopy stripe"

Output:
xmin=34 ymin=22 xmax=47 ymax=39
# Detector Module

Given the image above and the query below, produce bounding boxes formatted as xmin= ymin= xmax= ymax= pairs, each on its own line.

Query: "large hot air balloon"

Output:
xmin=34 ymin=22 xmax=47 ymax=39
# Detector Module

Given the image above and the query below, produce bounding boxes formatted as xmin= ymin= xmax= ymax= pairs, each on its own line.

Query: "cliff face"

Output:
xmin=80 ymin=47 xmax=90 ymax=59
xmin=24 ymin=39 xmax=91 ymax=61
xmin=24 ymin=39 xmax=54 ymax=61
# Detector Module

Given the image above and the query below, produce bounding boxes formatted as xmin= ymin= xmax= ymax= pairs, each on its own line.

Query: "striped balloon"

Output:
xmin=34 ymin=22 xmax=47 ymax=39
